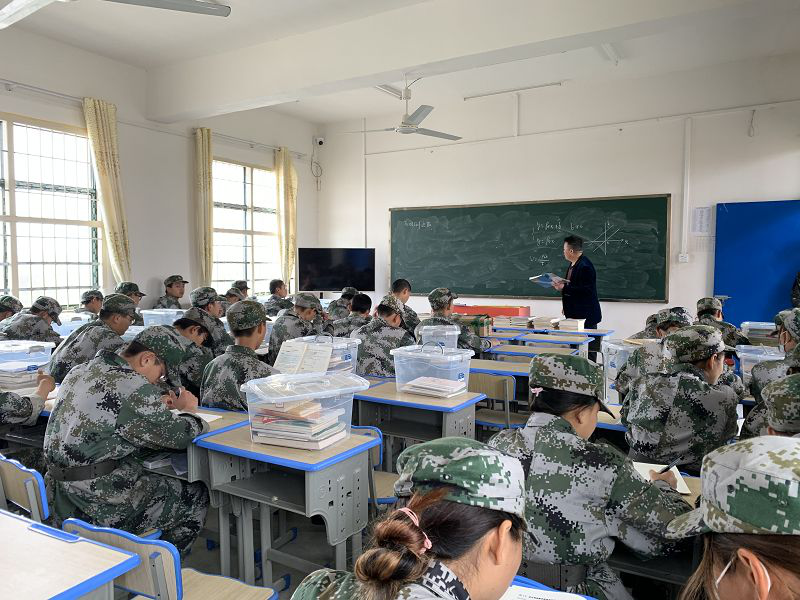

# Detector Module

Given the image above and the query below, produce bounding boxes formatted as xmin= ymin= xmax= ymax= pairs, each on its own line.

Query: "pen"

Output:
xmin=657 ymin=458 xmax=681 ymax=474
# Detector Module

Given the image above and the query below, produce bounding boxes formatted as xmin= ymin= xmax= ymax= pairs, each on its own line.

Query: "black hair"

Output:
xmin=233 ymin=325 xmax=259 ymax=337
xmin=532 ymin=386 xmax=598 ymax=416
xmin=354 ymin=489 xmax=525 ymax=600
xmin=98 ymin=309 xmax=124 ymax=320
xmin=270 ymin=279 xmax=285 ymax=294
xmin=697 ymin=308 xmax=718 ymax=319
xmin=351 ymin=294 xmax=372 ymax=314
xmin=376 ymin=304 xmax=397 ymax=319
xmin=391 ymin=279 xmax=412 ymax=294
xmin=120 ymin=341 xmax=150 ymax=358
xmin=173 ymin=318 xmax=210 ymax=344
xmin=563 ymin=235 xmax=583 ymax=252
xmin=341 ymin=292 xmax=356 ymax=301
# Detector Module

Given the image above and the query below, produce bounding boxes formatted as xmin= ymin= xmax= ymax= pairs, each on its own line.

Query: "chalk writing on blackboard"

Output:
xmin=585 ymin=221 xmax=631 ymax=255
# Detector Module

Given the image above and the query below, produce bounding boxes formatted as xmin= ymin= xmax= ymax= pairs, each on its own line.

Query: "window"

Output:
xmin=0 ymin=118 xmax=103 ymax=307
xmin=211 ymin=159 xmax=279 ymax=296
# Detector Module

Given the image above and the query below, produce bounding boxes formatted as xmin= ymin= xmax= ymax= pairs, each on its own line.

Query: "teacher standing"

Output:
xmin=553 ymin=235 xmax=602 ymax=358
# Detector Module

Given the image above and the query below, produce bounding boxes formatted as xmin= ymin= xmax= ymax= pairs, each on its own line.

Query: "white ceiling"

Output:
xmin=11 ymin=0 xmax=428 ymax=68
xmin=270 ymin=3 xmax=800 ymax=123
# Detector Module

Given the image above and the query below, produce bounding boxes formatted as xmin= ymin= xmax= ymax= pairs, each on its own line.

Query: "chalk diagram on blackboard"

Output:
xmin=585 ymin=221 xmax=632 ymax=255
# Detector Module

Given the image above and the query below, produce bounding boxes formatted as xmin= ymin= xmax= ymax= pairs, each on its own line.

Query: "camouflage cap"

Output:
xmin=656 ymin=307 xmax=693 ymax=329
xmin=190 ymin=286 xmax=221 ymax=308
xmin=428 ymin=287 xmax=458 ymax=310
xmin=377 ymin=294 xmax=405 ymax=316
xmin=697 ymin=297 xmax=722 ymax=313
xmin=177 ymin=307 xmax=215 ymax=347
xmin=666 ymin=324 xmax=731 ymax=363
xmin=394 ymin=437 xmax=526 ymax=520
xmin=224 ymin=287 xmax=245 ymax=301
xmin=645 ymin=313 xmax=658 ymax=328
xmin=80 ymin=290 xmax=103 ymax=304
xmin=100 ymin=293 xmax=137 ymax=317
xmin=232 ymin=280 xmax=249 ymax=292
xmin=293 ymin=293 xmax=322 ymax=311
xmin=132 ymin=325 xmax=186 ymax=387
xmin=164 ymin=275 xmax=188 ymax=286
xmin=666 ymin=436 xmax=800 ymax=538
xmin=31 ymin=296 xmax=63 ymax=325
xmin=0 ymin=295 xmax=23 ymax=315
xmin=777 ymin=308 xmax=800 ymax=342
xmin=115 ymin=282 xmax=146 ymax=297
xmin=226 ymin=300 xmax=268 ymax=331
xmin=764 ymin=374 xmax=800 ymax=433
xmin=529 ymin=353 xmax=614 ymax=416
xmin=340 ymin=287 xmax=358 ymax=296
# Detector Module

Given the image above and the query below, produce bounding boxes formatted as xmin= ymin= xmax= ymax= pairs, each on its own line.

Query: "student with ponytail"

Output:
xmin=291 ymin=437 xmax=528 ymax=600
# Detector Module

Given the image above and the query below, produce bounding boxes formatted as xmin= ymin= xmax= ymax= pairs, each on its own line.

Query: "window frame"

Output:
xmin=0 ymin=112 xmax=108 ymax=306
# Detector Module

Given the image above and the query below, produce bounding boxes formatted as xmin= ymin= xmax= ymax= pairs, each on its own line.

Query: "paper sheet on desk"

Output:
xmin=500 ymin=585 xmax=585 ymax=600
xmin=170 ymin=410 xmax=222 ymax=423
xmin=633 ymin=462 xmax=691 ymax=494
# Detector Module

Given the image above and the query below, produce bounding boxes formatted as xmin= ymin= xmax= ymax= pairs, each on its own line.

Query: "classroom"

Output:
xmin=0 ymin=1 xmax=799 ymax=599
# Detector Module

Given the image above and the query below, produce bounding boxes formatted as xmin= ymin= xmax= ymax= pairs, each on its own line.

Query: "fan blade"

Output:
xmin=0 ymin=0 xmax=59 ymax=30
xmin=414 ymin=128 xmax=461 ymax=141
xmin=343 ymin=128 xmax=395 ymax=134
xmin=105 ymin=0 xmax=231 ymax=17
xmin=404 ymin=105 xmax=434 ymax=126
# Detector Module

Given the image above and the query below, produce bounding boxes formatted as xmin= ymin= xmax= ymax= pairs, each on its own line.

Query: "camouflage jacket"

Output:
xmin=329 ymin=314 xmax=372 ymax=338
xmin=152 ymin=295 xmax=182 ymax=309
xmin=46 ymin=321 xmax=125 ymax=384
xmin=201 ymin=345 xmax=273 ymax=411
xmin=0 ymin=391 xmax=46 ymax=426
xmin=623 ymin=363 xmax=738 ymax=470
xmin=417 ymin=315 xmax=488 ymax=354
xmin=628 ymin=326 xmax=658 ymax=340
xmin=403 ymin=303 xmax=421 ymax=336
xmin=267 ymin=311 xmax=321 ymax=365
xmin=44 ymin=350 xmax=207 ymax=522
xmin=327 ymin=298 xmax=351 ymax=321
xmin=292 ymin=561 xmax=470 ymax=600
xmin=741 ymin=347 xmax=800 ymax=439
xmin=616 ymin=339 xmax=670 ymax=404
xmin=489 ymin=413 xmax=690 ymax=600
xmin=171 ymin=328 xmax=213 ymax=396
xmin=262 ymin=294 xmax=294 ymax=317
xmin=353 ymin=317 xmax=415 ymax=377
xmin=0 ymin=311 xmax=62 ymax=345
xmin=131 ymin=311 xmax=144 ymax=327
xmin=74 ymin=307 xmax=99 ymax=320
xmin=204 ymin=311 xmax=235 ymax=358
xmin=696 ymin=315 xmax=749 ymax=347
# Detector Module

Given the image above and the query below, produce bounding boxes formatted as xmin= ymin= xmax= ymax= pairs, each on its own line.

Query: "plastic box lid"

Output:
xmin=735 ymin=345 xmax=784 ymax=358
xmin=0 ymin=340 xmax=56 ymax=354
xmin=420 ymin=325 xmax=460 ymax=336
xmin=242 ymin=372 xmax=369 ymax=405
xmin=391 ymin=344 xmax=474 ymax=361
xmin=287 ymin=335 xmax=362 ymax=350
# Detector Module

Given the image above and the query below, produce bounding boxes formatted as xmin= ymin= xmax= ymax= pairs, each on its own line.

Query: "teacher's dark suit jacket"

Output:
xmin=562 ymin=254 xmax=602 ymax=327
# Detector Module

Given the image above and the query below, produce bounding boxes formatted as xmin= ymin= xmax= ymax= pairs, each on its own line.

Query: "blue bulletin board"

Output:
xmin=714 ymin=199 xmax=800 ymax=327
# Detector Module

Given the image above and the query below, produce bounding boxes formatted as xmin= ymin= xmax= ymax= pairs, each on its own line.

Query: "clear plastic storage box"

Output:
xmin=52 ymin=312 xmax=94 ymax=337
xmin=390 ymin=344 xmax=474 ymax=395
xmin=242 ymin=372 xmax=369 ymax=448
xmin=419 ymin=325 xmax=460 ymax=349
xmin=141 ymin=309 xmax=185 ymax=327
xmin=735 ymin=345 xmax=784 ymax=384
xmin=121 ymin=325 xmax=145 ymax=342
xmin=0 ymin=340 xmax=56 ymax=366
xmin=601 ymin=339 xmax=639 ymax=401
xmin=283 ymin=335 xmax=361 ymax=373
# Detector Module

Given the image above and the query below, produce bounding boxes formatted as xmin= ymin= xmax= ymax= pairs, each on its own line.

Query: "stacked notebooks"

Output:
xmin=0 ymin=361 xmax=46 ymax=391
xmin=558 ymin=318 xmax=586 ymax=331
xmin=401 ymin=376 xmax=466 ymax=398
xmin=493 ymin=316 xmax=531 ymax=327
xmin=249 ymin=399 xmax=347 ymax=450
xmin=532 ymin=316 xmax=560 ymax=329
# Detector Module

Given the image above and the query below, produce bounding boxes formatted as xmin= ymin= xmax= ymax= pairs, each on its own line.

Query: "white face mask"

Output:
xmin=714 ymin=555 xmax=772 ymax=600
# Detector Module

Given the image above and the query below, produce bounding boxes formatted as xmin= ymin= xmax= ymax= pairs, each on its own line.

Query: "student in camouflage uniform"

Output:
xmin=46 ymin=294 xmax=137 ymax=384
xmin=201 ymin=300 xmax=273 ymax=411
xmin=169 ymin=308 xmax=215 ymax=396
xmin=231 ymin=280 xmax=251 ymax=299
xmin=44 ymin=326 xmax=209 ymax=557
xmin=267 ymin=292 xmax=322 ymax=365
xmin=76 ymin=290 xmax=103 ymax=318
xmin=115 ymin=281 xmax=146 ymax=326
xmin=0 ymin=296 xmax=63 ymax=344
xmin=762 ymin=373 xmax=800 ymax=437
xmin=488 ymin=353 xmax=690 ymax=600
xmin=695 ymin=296 xmax=749 ymax=347
xmin=263 ymin=279 xmax=294 ymax=317
xmin=628 ymin=313 xmax=658 ymax=340
xmin=329 ymin=293 xmax=372 ymax=337
xmin=327 ymin=287 xmax=358 ymax=321
xmin=0 ymin=294 xmax=23 ymax=322
xmin=153 ymin=275 xmax=188 ymax=309
xmin=0 ymin=372 xmax=55 ymax=427
xmin=352 ymin=295 xmax=414 ymax=377
xmin=292 ymin=437 xmax=527 ymax=600
xmin=666 ymin=436 xmax=800 ymax=600
xmin=616 ymin=306 xmax=693 ymax=403
xmin=417 ymin=288 xmax=492 ymax=354
xmin=190 ymin=286 xmax=234 ymax=358
xmin=220 ymin=287 xmax=244 ymax=317
xmin=623 ymin=325 xmax=739 ymax=473
xmin=392 ymin=278 xmax=420 ymax=336
xmin=741 ymin=308 xmax=800 ymax=439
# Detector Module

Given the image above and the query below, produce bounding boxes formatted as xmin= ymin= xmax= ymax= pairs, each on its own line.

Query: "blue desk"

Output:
xmin=487 ymin=344 xmax=579 ymax=359
xmin=596 ymin=404 xmax=625 ymax=432
xmin=470 ymin=358 xmax=530 ymax=377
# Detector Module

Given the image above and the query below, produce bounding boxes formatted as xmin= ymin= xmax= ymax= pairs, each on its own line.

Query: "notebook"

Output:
xmin=273 ymin=342 xmax=333 ymax=374
xmin=632 ymin=462 xmax=691 ymax=494
xmin=402 ymin=376 xmax=466 ymax=398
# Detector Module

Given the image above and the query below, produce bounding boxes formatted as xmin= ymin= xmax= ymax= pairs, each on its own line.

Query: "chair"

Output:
xmin=62 ymin=518 xmax=277 ymax=600
xmin=0 ymin=452 xmax=48 ymax=522
xmin=470 ymin=374 xmax=528 ymax=430
xmin=351 ymin=426 xmax=399 ymax=513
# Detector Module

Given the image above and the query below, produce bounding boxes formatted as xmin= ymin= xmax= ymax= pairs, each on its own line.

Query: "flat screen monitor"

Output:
xmin=298 ymin=248 xmax=376 ymax=291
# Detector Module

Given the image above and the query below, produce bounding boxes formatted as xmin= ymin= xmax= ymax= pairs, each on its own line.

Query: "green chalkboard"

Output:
xmin=390 ymin=195 xmax=670 ymax=302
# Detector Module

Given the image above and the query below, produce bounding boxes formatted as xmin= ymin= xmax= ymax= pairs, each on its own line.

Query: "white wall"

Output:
xmin=318 ymin=52 xmax=800 ymax=337
xmin=0 ymin=28 xmax=319 ymax=302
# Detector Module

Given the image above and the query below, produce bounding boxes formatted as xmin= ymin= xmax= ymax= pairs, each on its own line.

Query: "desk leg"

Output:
xmin=260 ymin=503 xmax=273 ymax=589
xmin=352 ymin=529 xmax=363 ymax=561
xmin=242 ymin=500 xmax=255 ymax=585
xmin=234 ymin=498 xmax=245 ymax=581
xmin=335 ymin=541 xmax=346 ymax=570
xmin=219 ymin=498 xmax=231 ymax=577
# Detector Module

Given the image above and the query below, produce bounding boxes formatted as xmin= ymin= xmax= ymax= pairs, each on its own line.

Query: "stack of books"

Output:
xmin=494 ymin=316 xmax=530 ymax=327
xmin=559 ymin=318 xmax=586 ymax=331
xmin=532 ymin=316 xmax=560 ymax=329
xmin=250 ymin=398 xmax=347 ymax=450
xmin=402 ymin=376 xmax=466 ymax=398
xmin=0 ymin=361 xmax=44 ymax=391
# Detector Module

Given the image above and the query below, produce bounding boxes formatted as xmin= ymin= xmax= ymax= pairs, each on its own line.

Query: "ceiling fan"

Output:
xmin=0 ymin=0 xmax=230 ymax=29
xmin=349 ymin=80 xmax=461 ymax=141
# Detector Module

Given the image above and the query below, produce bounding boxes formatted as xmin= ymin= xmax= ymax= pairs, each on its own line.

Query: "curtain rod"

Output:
xmin=0 ymin=77 xmax=307 ymax=159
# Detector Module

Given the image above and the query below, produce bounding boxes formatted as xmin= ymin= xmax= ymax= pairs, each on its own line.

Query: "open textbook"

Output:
xmin=273 ymin=341 xmax=333 ymax=374
xmin=529 ymin=273 xmax=567 ymax=288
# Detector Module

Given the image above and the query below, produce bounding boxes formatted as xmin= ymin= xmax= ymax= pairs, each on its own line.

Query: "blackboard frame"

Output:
xmin=389 ymin=193 xmax=671 ymax=302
